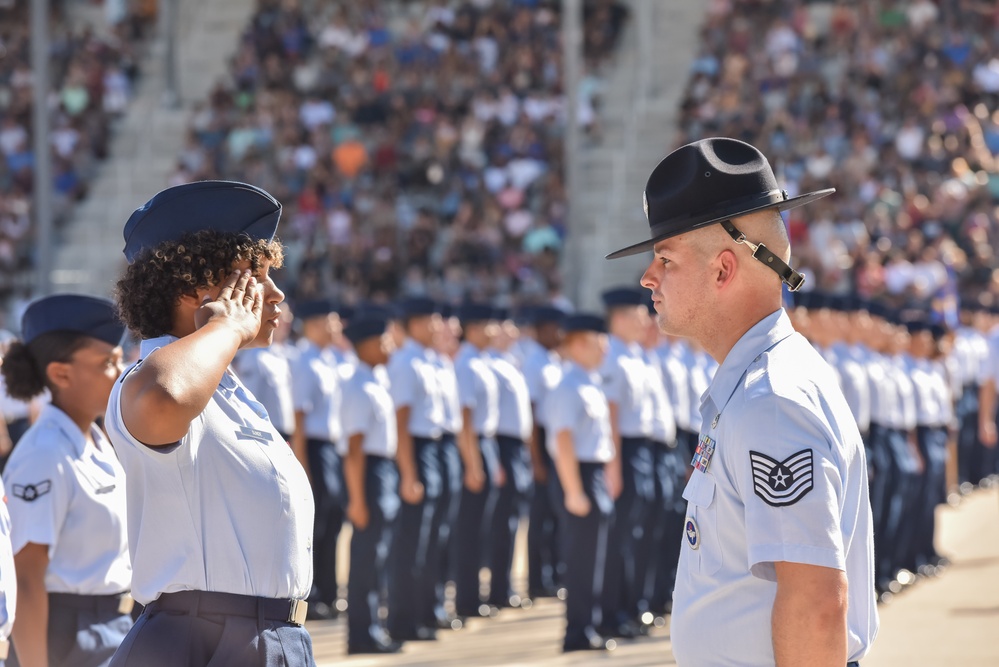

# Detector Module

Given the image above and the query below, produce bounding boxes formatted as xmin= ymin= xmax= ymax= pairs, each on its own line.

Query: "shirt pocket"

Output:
xmin=681 ymin=471 xmax=722 ymax=576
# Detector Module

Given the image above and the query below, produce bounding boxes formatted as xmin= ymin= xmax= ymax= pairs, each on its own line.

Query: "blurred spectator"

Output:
xmin=0 ymin=0 xmax=155 ymax=298
xmin=676 ymin=0 xmax=999 ymax=321
xmin=177 ymin=0 xmax=628 ymax=307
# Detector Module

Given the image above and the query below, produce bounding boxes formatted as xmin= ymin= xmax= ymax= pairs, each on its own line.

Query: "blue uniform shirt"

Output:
xmin=106 ymin=336 xmax=314 ymax=605
xmin=833 ymin=342 xmax=872 ymax=435
xmin=0 ymin=479 xmax=16 ymax=644
xmin=600 ymin=335 xmax=653 ymax=438
xmin=436 ymin=354 xmax=463 ymax=435
xmin=387 ymin=339 xmax=445 ymax=439
xmin=3 ymin=404 xmax=131 ymax=595
xmin=235 ymin=345 xmax=296 ymax=436
xmin=644 ymin=347 xmax=677 ymax=445
xmin=672 ymin=310 xmax=878 ymax=665
xmin=488 ymin=350 xmax=533 ymax=441
xmin=910 ymin=358 xmax=953 ymax=428
xmin=291 ymin=340 xmax=345 ymax=443
xmin=547 ymin=362 xmax=613 ymax=463
xmin=659 ymin=340 xmax=693 ymax=433
xmin=687 ymin=348 xmax=716 ymax=432
xmin=522 ymin=345 xmax=563 ymax=432
xmin=454 ymin=343 xmax=499 ymax=437
xmin=341 ymin=362 xmax=398 ymax=458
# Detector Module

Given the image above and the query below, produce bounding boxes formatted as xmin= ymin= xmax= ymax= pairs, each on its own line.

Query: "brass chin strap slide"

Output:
xmin=719 ymin=220 xmax=805 ymax=292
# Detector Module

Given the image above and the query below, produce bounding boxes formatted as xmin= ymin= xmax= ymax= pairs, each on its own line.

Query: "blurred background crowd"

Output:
xmin=0 ymin=0 xmax=998 ymax=322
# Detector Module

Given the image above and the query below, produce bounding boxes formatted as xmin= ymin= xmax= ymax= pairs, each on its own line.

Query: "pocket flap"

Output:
xmin=682 ymin=472 xmax=716 ymax=508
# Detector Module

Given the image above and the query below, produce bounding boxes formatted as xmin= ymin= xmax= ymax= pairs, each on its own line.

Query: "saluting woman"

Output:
xmin=104 ymin=181 xmax=315 ymax=667
xmin=2 ymin=295 xmax=133 ymax=667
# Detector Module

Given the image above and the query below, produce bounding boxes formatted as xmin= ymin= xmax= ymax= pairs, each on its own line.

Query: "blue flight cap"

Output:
xmin=295 ymin=298 xmax=338 ymax=321
xmin=397 ymin=297 xmax=439 ymax=320
xmin=439 ymin=303 xmax=454 ymax=319
xmin=123 ymin=180 xmax=282 ymax=263
xmin=493 ymin=306 xmax=511 ymax=322
xmin=457 ymin=302 xmax=495 ymax=326
xmin=601 ymin=286 xmax=647 ymax=309
xmin=533 ymin=305 xmax=567 ymax=326
xmin=335 ymin=303 xmax=355 ymax=322
xmin=344 ymin=315 xmax=388 ymax=346
xmin=22 ymin=294 xmax=125 ymax=347
xmin=562 ymin=313 xmax=606 ymax=334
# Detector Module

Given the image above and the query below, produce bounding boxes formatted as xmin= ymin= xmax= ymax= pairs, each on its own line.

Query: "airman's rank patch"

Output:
xmin=12 ymin=481 xmax=52 ymax=502
xmin=749 ymin=449 xmax=813 ymax=507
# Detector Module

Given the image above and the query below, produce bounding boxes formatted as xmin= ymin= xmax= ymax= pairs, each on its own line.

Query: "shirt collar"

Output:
xmin=39 ymin=403 xmax=91 ymax=457
xmin=139 ymin=334 xmax=179 ymax=358
xmin=704 ymin=309 xmax=794 ymax=414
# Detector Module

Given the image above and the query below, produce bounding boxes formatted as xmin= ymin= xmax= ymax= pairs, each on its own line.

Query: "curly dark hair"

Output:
xmin=114 ymin=230 xmax=284 ymax=338
xmin=1 ymin=331 xmax=91 ymax=400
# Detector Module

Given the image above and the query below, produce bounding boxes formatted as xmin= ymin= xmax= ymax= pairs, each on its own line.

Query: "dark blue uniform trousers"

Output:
xmin=347 ymin=455 xmax=400 ymax=648
xmin=553 ymin=462 xmax=612 ymax=649
xmin=430 ymin=433 xmax=463 ymax=624
xmin=956 ymin=384 xmax=979 ymax=485
xmin=453 ymin=436 xmax=498 ymax=615
xmin=487 ymin=435 xmax=532 ymax=606
xmin=306 ymin=438 xmax=344 ymax=606
xmin=867 ymin=423 xmax=892 ymax=586
xmin=647 ymin=439 xmax=687 ymax=614
xmin=882 ymin=428 xmax=921 ymax=582
xmin=601 ymin=437 xmax=655 ymax=627
xmin=387 ymin=436 xmax=441 ymax=637
xmin=527 ymin=428 xmax=560 ymax=595
xmin=110 ymin=591 xmax=315 ymax=666
xmin=10 ymin=593 xmax=132 ymax=667
xmin=914 ymin=425 xmax=948 ymax=568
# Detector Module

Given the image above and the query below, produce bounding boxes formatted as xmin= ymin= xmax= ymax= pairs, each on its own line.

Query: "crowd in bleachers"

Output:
xmin=0 ymin=0 xmax=155 ymax=297
xmin=679 ymin=0 xmax=999 ymax=322
xmin=175 ymin=0 xmax=628 ymax=307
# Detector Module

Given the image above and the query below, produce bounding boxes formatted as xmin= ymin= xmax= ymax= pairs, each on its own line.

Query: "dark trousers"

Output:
xmin=602 ymin=437 xmax=655 ymax=626
xmin=10 ymin=593 xmax=132 ymax=667
xmin=347 ymin=456 xmax=400 ymax=647
xmin=432 ymin=433 xmax=463 ymax=622
xmin=110 ymin=591 xmax=315 ymax=667
xmin=387 ymin=436 xmax=441 ymax=636
xmin=647 ymin=441 xmax=686 ymax=614
xmin=914 ymin=426 xmax=948 ymax=568
xmin=867 ymin=423 xmax=891 ymax=586
xmin=956 ymin=384 xmax=979 ymax=485
xmin=306 ymin=438 xmax=344 ymax=605
xmin=527 ymin=428 xmax=560 ymax=595
xmin=453 ymin=436 xmax=497 ymax=614
xmin=487 ymin=435 xmax=532 ymax=605
xmin=556 ymin=462 xmax=612 ymax=648
xmin=881 ymin=428 xmax=921 ymax=582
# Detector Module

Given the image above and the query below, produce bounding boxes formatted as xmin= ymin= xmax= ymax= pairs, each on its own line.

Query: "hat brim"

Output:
xmin=605 ymin=188 xmax=835 ymax=259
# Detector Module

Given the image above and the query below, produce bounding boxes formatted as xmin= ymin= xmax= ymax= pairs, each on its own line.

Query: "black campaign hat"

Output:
xmin=607 ymin=138 xmax=833 ymax=259
xmin=123 ymin=181 xmax=282 ymax=263
xmin=22 ymin=294 xmax=125 ymax=347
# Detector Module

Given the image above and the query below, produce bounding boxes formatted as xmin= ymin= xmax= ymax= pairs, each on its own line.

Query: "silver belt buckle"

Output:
xmin=287 ymin=599 xmax=307 ymax=626
xmin=0 ymin=637 xmax=9 ymax=660
xmin=118 ymin=593 xmax=135 ymax=615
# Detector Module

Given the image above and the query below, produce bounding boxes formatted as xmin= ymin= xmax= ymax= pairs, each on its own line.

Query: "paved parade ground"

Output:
xmin=306 ymin=487 xmax=999 ymax=666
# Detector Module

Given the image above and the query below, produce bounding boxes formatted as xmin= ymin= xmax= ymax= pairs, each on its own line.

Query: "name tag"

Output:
xmin=95 ymin=484 xmax=116 ymax=494
xmin=235 ymin=426 xmax=274 ymax=444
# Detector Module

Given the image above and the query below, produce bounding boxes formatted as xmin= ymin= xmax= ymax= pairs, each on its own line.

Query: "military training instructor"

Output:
xmin=607 ymin=137 xmax=879 ymax=666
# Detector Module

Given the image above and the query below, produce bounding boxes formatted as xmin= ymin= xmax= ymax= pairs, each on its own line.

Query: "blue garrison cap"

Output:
xmin=123 ymin=181 xmax=282 ymax=263
xmin=295 ymin=298 xmax=338 ymax=320
xmin=344 ymin=315 xmax=388 ymax=346
xmin=532 ymin=305 xmax=567 ymax=325
xmin=397 ymin=297 xmax=439 ymax=319
xmin=601 ymin=286 xmax=647 ymax=309
xmin=493 ymin=306 xmax=511 ymax=321
xmin=562 ymin=313 xmax=606 ymax=334
xmin=457 ymin=302 xmax=495 ymax=325
xmin=22 ymin=294 xmax=125 ymax=347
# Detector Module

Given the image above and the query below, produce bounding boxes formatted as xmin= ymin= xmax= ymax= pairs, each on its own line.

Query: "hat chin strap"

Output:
xmin=719 ymin=220 xmax=805 ymax=292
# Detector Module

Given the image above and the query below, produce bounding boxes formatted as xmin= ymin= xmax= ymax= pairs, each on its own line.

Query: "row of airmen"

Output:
xmin=2 ymin=283 xmax=999 ymax=662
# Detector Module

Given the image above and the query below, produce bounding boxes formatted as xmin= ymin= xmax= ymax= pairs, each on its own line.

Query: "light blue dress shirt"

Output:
xmin=488 ymin=350 xmax=533 ymax=441
xmin=672 ymin=310 xmax=878 ymax=666
xmin=235 ymin=345 xmax=296 ymax=435
xmin=600 ymin=335 xmax=654 ymax=438
xmin=386 ymin=339 xmax=445 ymax=439
xmin=341 ymin=362 xmax=398 ymax=458
xmin=454 ymin=343 xmax=499 ymax=438
xmin=547 ymin=362 xmax=613 ymax=463
xmin=291 ymin=340 xmax=345 ymax=443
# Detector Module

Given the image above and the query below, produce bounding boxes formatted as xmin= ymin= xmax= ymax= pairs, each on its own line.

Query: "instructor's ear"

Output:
xmin=714 ymin=248 xmax=738 ymax=289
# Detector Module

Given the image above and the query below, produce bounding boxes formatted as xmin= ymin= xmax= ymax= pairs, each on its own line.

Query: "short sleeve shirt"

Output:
xmin=290 ymin=340 xmax=344 ymax=442
xmin=0 ymin=479 xmax=13 ymax=641
xmin=387 ymin=340 xmax=445 ymax=439
xmin=454 ymin=343 xmax=499 ymax=437
xmin=547 ymin=362 xmax=613 ymax=463
xmin=671 ymin=310 xmax=878 ymax=666
xmin=105 ymin=336 xmax=315 ymax=605
xmin=3 ymin=404 xmax=131 ymax=595
xmin=488 ymin=351 xmax=533 ymax=441
xmin=522 ymin=346 xmax=563 ymax=432
xmin=341 ymin=362 xmax=397 ymax=458
xmin=234 ymin=346 xmax=296 ymax=436
xmin=600 ymin=336 xmax=653 ymax=438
